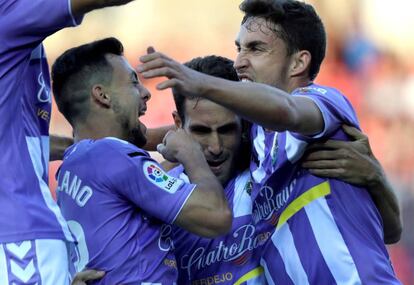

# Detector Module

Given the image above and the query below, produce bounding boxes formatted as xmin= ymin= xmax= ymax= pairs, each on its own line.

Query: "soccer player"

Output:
xmin=137 ymin=0 xmax=401 ymax=283
xmin=51 ymin=37 xmax=231 ymax=284
xmin=69 ymin=53 xmax=401 ymax=285
xmin=168 ymin=56 xmax=266 ymax=285
xmin=156 ymin=56 xmax=399 ymax=284
xmin=0 ymin=1 xmax=136 ymax=284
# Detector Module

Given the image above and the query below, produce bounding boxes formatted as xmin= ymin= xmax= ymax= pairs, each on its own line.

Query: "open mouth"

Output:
xmin=139 ymin=107 xmax=147 ymax=117
xmin=206 ymin=159 xmax=226 ymax=173
xmin=238 ymin=74 xmax=253 ymax=82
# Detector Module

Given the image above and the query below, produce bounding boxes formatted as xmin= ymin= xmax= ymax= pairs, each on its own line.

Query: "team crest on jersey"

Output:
xmin=143 ymin=161 xmax=183 ymax=193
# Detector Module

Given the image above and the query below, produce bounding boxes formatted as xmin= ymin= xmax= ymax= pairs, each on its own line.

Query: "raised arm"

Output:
xmin=157 ymin=129 xmax=232 ymax=237
xmin=302 ymin=125 xmax=402 ymax=244
xmin=70 ymin=0 xmax=135 ymax=18
xmin=137 ymin=49 xmax=324 ymax=135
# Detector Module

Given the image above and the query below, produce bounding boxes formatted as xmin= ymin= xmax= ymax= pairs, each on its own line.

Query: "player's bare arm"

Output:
xmin=158 ymin=129 xmax=232 ymax=237
xmin=143 ymin=125 xmax=175 ymax=151
xmin=138 ymin=48 xmax=324 ymax=135
xmin=302 ymin=125 xmax=402 ymax=244
xmin=71 ymin=269 xmax=105 ymax=285
xmin=71 ymin=0 xmax=135 ymax=18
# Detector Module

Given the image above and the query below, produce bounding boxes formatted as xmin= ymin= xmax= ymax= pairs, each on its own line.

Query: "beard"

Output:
xmin=127 ymin=123 xmax=147 ymax=148
xmin=113 ymin=102 xmax=147 ymax=147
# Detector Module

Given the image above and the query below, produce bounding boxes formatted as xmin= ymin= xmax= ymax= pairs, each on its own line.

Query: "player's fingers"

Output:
xmin=302 ymin=159 xmax=343 ymax=169
xmin=342 ymin=125 xmax=366 ymax=140
xmin=72 ymin=270 xmax=105 ymax=284
xmin=162 ymin=130 xmax=175 ymax=145
xmin=156 ymin=79 xmax=180 ymax=90
xmin=137 ymin=58 xmax=171 ymax=73
xmin=139 ymin=49 xmax=171 ymax=63
xmin=303 ymin=149 xmax=346 ymax=161
xmin=304 ymin=150 xmax=335 ymax=161
xmin=307 ymin=168 xmax=345 ymax=178
xmin=306 ymin=140 xmax=348 ymax=151
xmin=141 ymin=67 xmax=178 ymax=80
xmin=157 ymin=143 xmax=178 ymax=163
xmin=157 ymin=143 xmax=166 ymax=155
xmin=147 ymin=46 xmax=155 ymax=54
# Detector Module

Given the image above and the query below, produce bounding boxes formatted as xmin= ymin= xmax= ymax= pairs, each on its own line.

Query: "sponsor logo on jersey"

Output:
xmin=297 ymin=86 xmax=327 ymax=95
xmin=144 ymin=161 xmax=184 ymax=193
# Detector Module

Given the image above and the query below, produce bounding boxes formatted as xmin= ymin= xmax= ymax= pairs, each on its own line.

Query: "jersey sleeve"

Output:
xmin=113 ymin=149 xmax=196 ymax=224
xmin=0 ymin=0 xmax=82 ymax=62
xmin=291 ymin=86 xmax=360 ymax=141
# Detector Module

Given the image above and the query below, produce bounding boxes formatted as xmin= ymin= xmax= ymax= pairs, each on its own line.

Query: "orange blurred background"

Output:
xmin=45 ymin=1 xmax=414 ymax=283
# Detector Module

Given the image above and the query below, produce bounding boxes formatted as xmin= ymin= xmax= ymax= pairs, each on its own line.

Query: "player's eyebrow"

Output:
xmin=246 ymin=40 xmax=267 ymax=49
xmin=217 ymin=122 xmax=239 ymax=133
xmin=189 ymin=124 xmax=211 ymax=133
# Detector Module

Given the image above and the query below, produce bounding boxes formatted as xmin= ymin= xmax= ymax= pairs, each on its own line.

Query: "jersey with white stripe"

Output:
xmin=250 ymin=84 xmax=401 ymax=284
xmin=169 ymin=166 xmax=268 ymax=285
xmin=57 ymin=138 xmax=196 ymax=284
xmin=0 ymin=0 xmax=81 ymax=243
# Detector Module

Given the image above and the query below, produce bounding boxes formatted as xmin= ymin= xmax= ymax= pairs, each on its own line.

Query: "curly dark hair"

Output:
xmin=240 ymin=0 xmax=326 ymax=80
xmin=51 ymin=37 xmax=124 ymax=125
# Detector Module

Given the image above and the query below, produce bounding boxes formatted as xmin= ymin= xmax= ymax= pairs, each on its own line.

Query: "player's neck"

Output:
xmin=73 ymin=119 xmax=128 ymax=143
xmin=287 ymin=77 xmax=313 ymax=93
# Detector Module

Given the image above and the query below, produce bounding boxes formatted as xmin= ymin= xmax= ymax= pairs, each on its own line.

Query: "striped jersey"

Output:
xmin=0 ymin=0 xmax=81 ymax=243
xmin=57 ymin=138 xmax=196 ymax=284
xmin=250 ymin=84 xmax=401 ymax=284
xmin=169 ymin=166 xmax=268 ymax=285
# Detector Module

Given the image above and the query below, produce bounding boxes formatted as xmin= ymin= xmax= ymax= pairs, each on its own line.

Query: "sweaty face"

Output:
xmin=234 ymin=17 xmax=292 ymax=90
xmin=181 ymin=99 xmax=242 ymax=186
xmin=106 ymin=55 xmax=150 ymax=147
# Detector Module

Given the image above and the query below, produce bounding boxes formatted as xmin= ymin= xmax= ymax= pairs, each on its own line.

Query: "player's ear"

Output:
xmin=91 ymin=84 xmax=111 ymax=108
xmin=289 ymin=50 xmax=311 ymax=78
xmin=172 ymin=111 xmax=183 ymax=128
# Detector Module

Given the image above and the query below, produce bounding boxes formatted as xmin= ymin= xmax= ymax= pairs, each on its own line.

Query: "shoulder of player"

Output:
xmin=293 ymin=84 xmax=344 ymax=98
xmin=94 ymin=137 xmax=149 ymax=161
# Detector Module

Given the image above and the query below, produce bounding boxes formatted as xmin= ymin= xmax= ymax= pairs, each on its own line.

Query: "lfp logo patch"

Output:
xmin=143 ymin=161 xmax=183 ymax=193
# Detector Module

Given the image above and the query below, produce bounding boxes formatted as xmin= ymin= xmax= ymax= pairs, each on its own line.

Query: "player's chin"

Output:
xmin=129 ymin=127 xmax=147 ymax=148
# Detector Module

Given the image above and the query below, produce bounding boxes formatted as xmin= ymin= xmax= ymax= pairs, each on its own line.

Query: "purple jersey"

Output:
xmin=169 ymin=166 xmax=267 ymax=285
xmin=250 ymin=84 xmax=400 ymax=284
xmin=0 ymin=0 xmax=81 ymax=243
xmin=57 ymin=138 xmax=196 ymax=284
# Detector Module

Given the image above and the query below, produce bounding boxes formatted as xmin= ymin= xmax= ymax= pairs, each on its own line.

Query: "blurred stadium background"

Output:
xmin=45 ymin=1 xmax=414 ymax=282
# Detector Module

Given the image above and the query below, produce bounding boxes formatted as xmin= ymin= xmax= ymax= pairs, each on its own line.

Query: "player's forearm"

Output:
xmin=182 ymin=155 xmax=227 ymax=211
xmin=50 ymin=135 xmax=73 ymax=161
xmin=70 ymin=0 xmax=134 ymax=18
xmin=180 ymin=155 xmax=231 ymax=236
xmin=143 ymin=125 xmax=175 ymax=152
xmin=200 ymin=76 xmax=322 ymax=135
xmin=367 ymin=166 xmax=402 ymax=244
xmin=200 ymin=77 xmax=292 ymax=129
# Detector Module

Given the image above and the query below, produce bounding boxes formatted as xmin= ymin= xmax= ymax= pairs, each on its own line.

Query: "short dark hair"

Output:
xmin=172 ymin=55 xmax=239 ymax=123
xmin=240 ymin=0 xmax=326 ymax=80
xmin=51 ymin=37 xmax=124 ymax=125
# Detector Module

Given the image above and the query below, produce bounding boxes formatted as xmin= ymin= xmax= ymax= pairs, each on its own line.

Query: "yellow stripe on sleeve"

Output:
xmin=276 ymin=181 xmax=331 ymax=230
